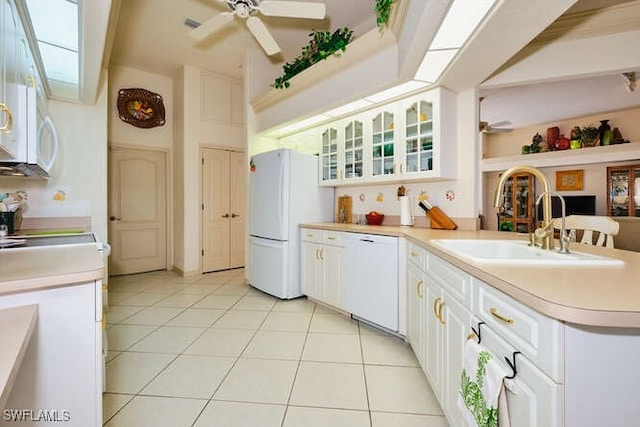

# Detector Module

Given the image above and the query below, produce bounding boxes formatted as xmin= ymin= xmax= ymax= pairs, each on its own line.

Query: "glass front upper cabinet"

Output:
xmin=321 ymin=127 xmax=338 ymax=182
xmin=371 ymin=111 xmax=395 ymax=177
xmin=343 ymin=119 xmax=363 ymax=180
xmin=607 ymin=164 xmax=640 ymax=217
xmin=404 ymin=100 xmax=434 ymax=174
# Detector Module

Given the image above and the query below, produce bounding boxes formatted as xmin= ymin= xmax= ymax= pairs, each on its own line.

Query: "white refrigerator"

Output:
xmin=248 ymin=148 xmax=334 ymax=299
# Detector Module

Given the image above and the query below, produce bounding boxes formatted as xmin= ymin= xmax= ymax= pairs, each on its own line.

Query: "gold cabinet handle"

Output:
xmin=433 ymin=297 xmax=441 ymax=319
xmin=0 ymin=103 xmax=13 ymax=134
xmin=400 ymin=163 xmax=404 ymax=174
xmin=416 ymin=280 xmax=423 ymax=298
xmin=438 ymin=301 xmax=446 ymax=325
xmin=319 ymin=249 xmax=324 ymax=261
xmin=393 ymin=163 xmax=397 ymax=174
xmin=327 ymin=236 xmax=335 ymax=240
xmin=490 ymin=307 xmax=514 ymax=324
xmin=315 ymin=248 xmax=319 ymax=260
xmin=101 ymin=311 xmax=106 ymax=330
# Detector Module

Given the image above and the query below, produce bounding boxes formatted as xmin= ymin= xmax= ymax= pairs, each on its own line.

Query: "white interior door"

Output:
xmin=108 ymin=146 xmax=167 ymax=275
xmin=229 ymin=150 xmax=245 ymax=269
xmin=202 ymin=148 xmax=230 ymax=272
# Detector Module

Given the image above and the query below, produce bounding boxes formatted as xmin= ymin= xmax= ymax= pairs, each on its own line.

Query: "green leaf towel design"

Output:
xmin=459 ymin=339 xmax=506 ymax=427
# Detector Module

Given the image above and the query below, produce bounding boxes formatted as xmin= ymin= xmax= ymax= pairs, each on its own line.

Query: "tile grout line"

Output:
xmin=280 ymin=298 xmax=318 ymax=427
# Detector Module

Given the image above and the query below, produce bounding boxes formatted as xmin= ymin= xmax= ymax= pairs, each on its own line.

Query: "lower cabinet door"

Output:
xmin=407 ymin=263 xmax=425 ymax=367
xmin=481 ymin=321 xmax=563 ymax=427
xmin=301 ymin=241 xmax=322 ymax=300
xmin=423 ymin=275 xmax=442 ymax=391
xmin=440 ymin=288 xmax=472 ymax=427
xmin=322 ymin=244 xmax=344 ymax=310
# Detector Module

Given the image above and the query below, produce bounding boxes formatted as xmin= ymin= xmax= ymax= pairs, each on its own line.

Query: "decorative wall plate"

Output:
xmin=117 ymin=88 xmax=165 ymax=128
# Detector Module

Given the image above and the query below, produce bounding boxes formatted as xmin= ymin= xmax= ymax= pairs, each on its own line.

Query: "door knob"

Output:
xmin=221 ymin=213 xmax=230 ymax=218
xmin=109 ymin=216 xmax=122 ymax=221
xmin=231 ymin=213 xmax=240 ymax=218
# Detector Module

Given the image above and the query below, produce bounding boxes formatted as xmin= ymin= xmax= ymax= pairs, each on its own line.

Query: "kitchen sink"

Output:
xmin=429 ymin=239 xmax=624 ymax=266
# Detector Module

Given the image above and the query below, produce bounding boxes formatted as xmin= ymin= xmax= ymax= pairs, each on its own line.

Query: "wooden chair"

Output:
xmin=551 ymin=215 xmax=620 ymax=248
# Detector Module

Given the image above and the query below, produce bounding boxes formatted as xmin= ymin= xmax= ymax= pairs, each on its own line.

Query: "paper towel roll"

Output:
xmin=399 ymin=196 xmax=413 ymax=226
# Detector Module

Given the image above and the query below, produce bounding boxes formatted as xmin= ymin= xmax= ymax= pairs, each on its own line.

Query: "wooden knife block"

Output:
xmin=427 ymin=206 xmax=458 ymax=230
xmin=336 ymin=196 xmax=352 ymax=223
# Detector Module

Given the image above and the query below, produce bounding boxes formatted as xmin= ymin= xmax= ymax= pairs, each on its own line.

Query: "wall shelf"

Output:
xmin=481 ymin=142 xmax=640 ymax=172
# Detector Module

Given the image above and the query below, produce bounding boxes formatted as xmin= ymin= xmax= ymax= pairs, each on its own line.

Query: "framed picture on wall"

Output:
xmin=556 ymin=169 xmax=584 ymax=191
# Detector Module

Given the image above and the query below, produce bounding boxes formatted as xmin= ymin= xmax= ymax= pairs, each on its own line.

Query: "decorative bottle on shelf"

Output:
xmin=599 ymin=119 xmax=612 ymax=145
xmin=546 ymin=126 xmax=560 ymax=150
xmin=556 ymin=134 xmax=570 ymax=150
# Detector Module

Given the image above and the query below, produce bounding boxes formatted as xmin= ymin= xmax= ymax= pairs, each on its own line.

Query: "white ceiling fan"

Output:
xmin=186 ymin=0 xmax=327 ymax=56
xmin=479 ymin=120 xmax=513 ymax=134
xmin=478 ymin=97 xmax=513 ymax=134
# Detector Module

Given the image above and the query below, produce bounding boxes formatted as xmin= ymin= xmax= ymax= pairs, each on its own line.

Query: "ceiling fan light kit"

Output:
xmin=188 ymin=0 xmax=327 ymax=56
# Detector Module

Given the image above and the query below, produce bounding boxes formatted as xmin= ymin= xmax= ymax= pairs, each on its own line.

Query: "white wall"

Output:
xmin=108 ymin=65 xmax=174 ymax=149
xmin=173 ymin=65 xmax=246 ymax=275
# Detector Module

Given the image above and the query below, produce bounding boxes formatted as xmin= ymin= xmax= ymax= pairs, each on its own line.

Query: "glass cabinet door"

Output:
xmin=371 ymin=111 xmax=395 ymax=177
xmin=634 ymin=167 xmax=640 ymax=217
xmin=405 ymin=100 xmax=434 ymax=174
xmin=607 ymin=164 xmax=640 ymax=217
xmin=343 ymin=119 xmax=363 ymax=180
xmin=321 ymin=127 xmax=338 ymax=182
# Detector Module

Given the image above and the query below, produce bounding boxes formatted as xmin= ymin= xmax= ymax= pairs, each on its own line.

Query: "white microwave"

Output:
xmin=0 ymin=84 xmax=57 ymax=178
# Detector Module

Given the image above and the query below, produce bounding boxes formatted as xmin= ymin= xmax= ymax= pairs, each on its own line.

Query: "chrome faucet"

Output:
xmin=494 ymin=165 xmax=554 ymax=250
xmin=535 ymin=192 xmax=572 ymax=254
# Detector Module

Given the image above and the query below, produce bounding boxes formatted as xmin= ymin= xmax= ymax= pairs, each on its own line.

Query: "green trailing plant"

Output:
xmin=375 ymin=0 xmax=394 ymax=28
xmin=272 ymin=28 xmax=354 ymax=89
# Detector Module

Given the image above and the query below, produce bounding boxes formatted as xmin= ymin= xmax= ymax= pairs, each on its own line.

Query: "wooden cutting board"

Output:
xmin=336 ymin=196 xmax=352 ymax=223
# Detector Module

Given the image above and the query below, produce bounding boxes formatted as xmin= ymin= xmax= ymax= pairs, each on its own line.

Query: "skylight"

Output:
xmin=24 ymin=0 xmax=79 ymax=98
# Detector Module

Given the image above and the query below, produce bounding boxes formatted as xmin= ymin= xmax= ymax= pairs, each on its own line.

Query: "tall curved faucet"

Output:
xmin=493 ymin=165 xmax=553 ymax=250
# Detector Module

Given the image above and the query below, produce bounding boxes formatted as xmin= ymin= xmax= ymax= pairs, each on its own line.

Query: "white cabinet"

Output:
xmin=475 ymin=317 xmax=563 ymax=427
xmin=422 ymin=271 xmax=472 ymax=427
xmin=406 ymin=241 xmax=472 ymax=426
xmin=319 ymin=126 xmax=340 ymax=185
xmin=415 ymin=248 xmax=562 ymax=426
xmin=0 ymin=0 xmax=21 ymax=158
xmin=318 ymin=87 xmax=456 ymax=186
xmin=0 ymin=281 xmax=102 ymax=427
xmin=301 ymin=229 xmax=345 ymax=310
xmin=407 ymin=261 xmax=425 ymax=367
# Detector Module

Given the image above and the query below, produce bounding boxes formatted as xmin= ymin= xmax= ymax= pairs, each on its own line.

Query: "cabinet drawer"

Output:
xmin=475 ymin=280 xmax=563 ymax=381
xmin=301 ymin=228 xmax=322 ymax=243
xmin=407 ymin=241 xmax=427 ymax=270
xmin=427 ymin=253 xmax=472 ymax=307
xmin=323 ymin=231 xmax=344 ymax=246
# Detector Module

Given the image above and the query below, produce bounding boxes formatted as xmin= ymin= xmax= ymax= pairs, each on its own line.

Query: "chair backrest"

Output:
xmin=551 ymin=215 xmax=620 ymax=248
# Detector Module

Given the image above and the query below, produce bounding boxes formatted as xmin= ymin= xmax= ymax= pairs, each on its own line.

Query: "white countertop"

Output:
xmin=301 ymin=223 xmax=640 ymax=328
xmin=0 ymin=244 xmax=104 ymax=296
xmin=0 ymin=305 xmax=38 ymax=410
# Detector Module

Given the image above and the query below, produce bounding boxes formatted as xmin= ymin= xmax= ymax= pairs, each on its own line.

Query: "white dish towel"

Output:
xmin=458 ymin=339 xmax=511 ymax=427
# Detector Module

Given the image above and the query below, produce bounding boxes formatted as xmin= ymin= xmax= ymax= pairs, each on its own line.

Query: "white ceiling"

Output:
xmin=110 ymin=0 xmax=377 ymax=79
xmin=107 ymin=0 xmax=640 ymax=130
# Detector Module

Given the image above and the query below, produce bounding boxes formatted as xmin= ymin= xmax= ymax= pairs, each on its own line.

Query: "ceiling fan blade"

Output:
xmin=246 ymin=16 xmax=281 ymax=56
xmin=490 ymin=121 xmax=512 ymax=128
xmin=259 ymin=1 xmax=326 ymax=19
xmin=188 ymin=11 xmax=234 ymax=42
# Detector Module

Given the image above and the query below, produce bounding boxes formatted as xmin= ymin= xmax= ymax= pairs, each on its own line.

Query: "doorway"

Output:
xmin=201 ymin=147 xmax=245 ymax=272
xmin=108 ymin=146 xmax=167 ymax=275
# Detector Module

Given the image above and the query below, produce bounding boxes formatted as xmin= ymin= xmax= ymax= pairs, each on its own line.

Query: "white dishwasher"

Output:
xmin=343 ymin=233 xmax=398 ymax=331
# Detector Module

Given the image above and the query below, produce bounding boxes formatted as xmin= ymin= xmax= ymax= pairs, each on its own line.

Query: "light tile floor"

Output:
xmin=103 ymin=269 xmax=449 ymax=427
